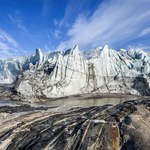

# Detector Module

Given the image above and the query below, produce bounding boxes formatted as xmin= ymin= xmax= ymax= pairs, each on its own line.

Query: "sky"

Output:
xmin=0 ymin=0 xmax=150 ymax=57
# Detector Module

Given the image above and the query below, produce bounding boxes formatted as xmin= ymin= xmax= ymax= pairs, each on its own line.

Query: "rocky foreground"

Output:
xmin=0 ymin=99 xmax=150 ymax=150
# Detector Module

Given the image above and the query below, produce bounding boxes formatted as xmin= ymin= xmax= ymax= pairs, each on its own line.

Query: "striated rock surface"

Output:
xmin=0 ymin=99 xmax=149 ymax=150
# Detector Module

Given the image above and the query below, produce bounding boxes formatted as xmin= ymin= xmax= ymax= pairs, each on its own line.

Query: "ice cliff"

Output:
xmin=0 ymin=48 xmax=44 ymax=83
xmin=0 ymin=45 xmax=150 ymax=97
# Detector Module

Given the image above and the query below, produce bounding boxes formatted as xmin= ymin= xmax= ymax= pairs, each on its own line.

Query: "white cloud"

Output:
xmin=0 ymin=42 xmax=9 ymax=52
xmin=42 ymin=0 xmax=50 ymax=18
xmin=128 ymin=44 xmax=150 ymax=51
xmin=57 ymin=0 xmax=88 ymax=28
xmin=53 ymin=29 xmax=61 ymax=38
xmin=8 ymin=11 xmax=29 ymax=35
xmin=0 ymin=29 xmax=20 ymax=49
xmin=0 ymin=29 xmax=25 ymax=57
xmin=53 ymin=19 xmax=59 ymax=26
xmin=53 ymin=0 xmax=87 ymax=41
xmin=138 ymin=27 xmax=150 ymax=37
xmin=57 ymin=0 xmax=150 ymax=51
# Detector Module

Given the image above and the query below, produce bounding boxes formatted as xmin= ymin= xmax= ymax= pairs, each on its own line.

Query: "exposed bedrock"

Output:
xmin=0 ymin=100 xmax=149 ymax=150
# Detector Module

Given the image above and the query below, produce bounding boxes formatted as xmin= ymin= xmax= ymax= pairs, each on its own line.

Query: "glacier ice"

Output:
xmin=0 ymin=45 xmax=150 ymax=97
xmin=0 ymin=48 xmax=54 ymax=83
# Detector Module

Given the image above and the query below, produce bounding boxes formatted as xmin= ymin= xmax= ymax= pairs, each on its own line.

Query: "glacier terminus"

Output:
xmin=0 ymin=45 xmax=150 ymax=98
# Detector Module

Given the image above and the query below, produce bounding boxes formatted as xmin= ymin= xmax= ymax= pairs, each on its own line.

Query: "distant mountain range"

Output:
xmin=0 ymin=45 xmax=150 ymax=98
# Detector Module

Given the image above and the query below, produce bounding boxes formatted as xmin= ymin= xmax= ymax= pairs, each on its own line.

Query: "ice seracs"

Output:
xmin=0 ymin=48 xmax=45 ymax=84
xmin=34 ymin=48 xmax=43 ymax=66
xmin=0 ymin=45 xmax=150 ymax=97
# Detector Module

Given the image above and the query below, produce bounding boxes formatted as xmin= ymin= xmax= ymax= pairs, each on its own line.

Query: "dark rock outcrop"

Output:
xmin=0 ymin=100 xmax=150 ymax=150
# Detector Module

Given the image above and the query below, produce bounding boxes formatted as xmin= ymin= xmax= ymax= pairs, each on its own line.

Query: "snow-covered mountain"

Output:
xmin=0 ymin=45 xmax=150 ymax=97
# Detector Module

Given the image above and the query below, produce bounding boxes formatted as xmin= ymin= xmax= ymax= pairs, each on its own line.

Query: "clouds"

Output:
xmin=42 ymin=0 xmax=50 ymax=18
xmin=138 ymin=27 xmax=150 ymax=38
xmin=127 ymin=44 xmax=150 ymax=51
xmin=57 ymin=0 xmax=150 ymax=51
xmin=8 ymin=11 xmax=29 ymax=35
xmin=55 ymin=0 xmax=88 ymax=28
xmin=0 ymin=0 xmax=150 ymax=57
xmin=0 ymin=29 xmax=19 ymax=48
xmin=0 ymin=29 xmax=26 ymax=57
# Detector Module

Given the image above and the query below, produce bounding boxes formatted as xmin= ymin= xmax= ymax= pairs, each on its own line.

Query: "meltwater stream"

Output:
xmin=39 ymin=97 xmax=140 ymax=107
xmin=0 ymin=96 xmax=140 ymax=107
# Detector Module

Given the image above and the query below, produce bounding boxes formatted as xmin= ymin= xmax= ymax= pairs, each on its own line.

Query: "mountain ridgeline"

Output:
xmin=0 ymin=45 xmax=150 ymax=98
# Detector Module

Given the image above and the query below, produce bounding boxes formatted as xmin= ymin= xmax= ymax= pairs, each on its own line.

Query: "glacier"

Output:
xmin=0 ymin=45 xmax=150 ymax=98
